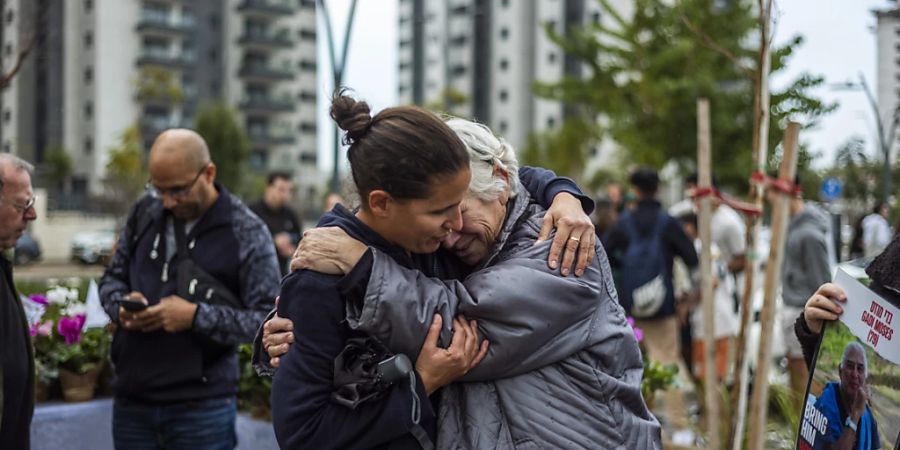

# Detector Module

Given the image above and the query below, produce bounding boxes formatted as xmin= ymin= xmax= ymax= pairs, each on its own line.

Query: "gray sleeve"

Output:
xmin=351 ymin=243 xmax=608 ymax=381
xmin=192 ymin=209 xmax=280 ymax=346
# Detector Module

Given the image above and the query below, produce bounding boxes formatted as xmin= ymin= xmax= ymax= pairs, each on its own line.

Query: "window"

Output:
xmin=208 ymin=48 xmax=218 ymax=63
xmin=84 ymin=101 xmax=93 ymax=119
xmin=592 ymin=12 xmax=601 ymax=24
xmin=85 ymin=0 xmax=93 ymax=12
xmin=498 ymin=90 xmax=508 ymax=102
xmin=499 ymin=59 xmax=508 ymax=70
xmin=300 ymin=0 xmax=316 ymax=9
xmin=299 ymin=59 xmax=316 ymax=72
xmin=548 ymin=52 xmax=556 ymax=63
xmin=546 ymin=117 xmax=556 ymax=128
xmin=4 ymin=9 xmax=12 ymax=24
xmin=3 ymin=109 xmax=10 ymax=123
xmin=452 ymin=5 xmax=467 ymax=15
xmin=299 ymin=91 xmax=316 ymax=102
xmin=209 ymin=13 xmax=220 ymax=28
xmin=450 ymin=35 xmax=466 ymax=46
xmin=84 ymin=31 xmax=93 ymax=48
xmin=84 ymin=137 xmax=93 ymax=154
xmin=451 ymin=64 xmax=466 ymax=76
xmin=3 ymin=142 xmax=10 ymax=152
xmin=498 ymin=120 xmax=508 ymax=134
xmin=299 ymin=122 xmax=316 ymax=133
xmin=4 ymin=43 xmax=11 ymax=56
xmin=84 ymin=67 xmax=93 ymax=83
xmin=399 ymin=39 xmax=411 ymax=48
xmin=499 ymin=27 xmax=509 ymax=40
xmin=299 ymin=152 xmax=316 ymax=164
xmin=501 ymin=0 xmax=509 ymax=7
xmin=299 ymin=29 xmax=316 ymax=41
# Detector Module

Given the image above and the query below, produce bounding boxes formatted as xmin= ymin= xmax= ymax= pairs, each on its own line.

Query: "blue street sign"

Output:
xmin=820 ymin=177 xmax=842 ymax=202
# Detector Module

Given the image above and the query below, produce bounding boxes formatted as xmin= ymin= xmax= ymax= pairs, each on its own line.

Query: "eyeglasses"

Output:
xmin=0 ymin=194 xmax=36 ymax=213
xmin=145 ymin=163 xmax=209 ymax=199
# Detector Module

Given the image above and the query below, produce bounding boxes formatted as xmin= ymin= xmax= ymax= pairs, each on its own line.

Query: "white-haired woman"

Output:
xmin=277 ymin=117 xmax=661 ymax=449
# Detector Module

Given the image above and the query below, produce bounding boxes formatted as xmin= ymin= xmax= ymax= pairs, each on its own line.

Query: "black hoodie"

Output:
xmin=272 ymin=205 xmax=443 ymax=450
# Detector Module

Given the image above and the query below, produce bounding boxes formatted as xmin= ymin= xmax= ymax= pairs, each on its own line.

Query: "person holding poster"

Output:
xmin=794 ymin=275 xmax=897 ymax=450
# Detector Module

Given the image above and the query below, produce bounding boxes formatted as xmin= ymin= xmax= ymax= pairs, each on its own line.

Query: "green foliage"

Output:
xmin=531 ymin=0 xmax=836 ymax=189
xmin=193 ymin=103 xmax=250 ymax=192
xmin=238 ymin=343 xmax=272 ymax=419
xmin=423 ymin=87 xmax=469 ymax=116
xmin=641 ymin=357 xmax=679 ymax=403
xmin=105 ymin=124 xmax=147 ymax=213
xmin=522 ymin=116 xmax=601 ymax=184
xmin=43 ymin=146 xmax=73 ymax=190
xmin=133 ymin=67 xmax=184 ymax=103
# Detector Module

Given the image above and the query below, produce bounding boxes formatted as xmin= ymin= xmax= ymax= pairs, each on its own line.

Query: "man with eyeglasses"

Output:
xmin=99 ymin=129 xmax=280 ymax=449
xmin=0 ymin=153 xmax=37 ymax=449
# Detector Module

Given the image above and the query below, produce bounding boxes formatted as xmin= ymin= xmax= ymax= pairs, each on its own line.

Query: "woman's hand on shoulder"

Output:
xmin=537 ymin=192 xmax=596 ymax=277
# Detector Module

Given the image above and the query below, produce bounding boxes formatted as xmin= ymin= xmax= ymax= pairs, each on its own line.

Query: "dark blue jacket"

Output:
xmin=100 ymin=184 xmax=280 ymax=403
xmin=270 ymin=168 xmax=592 ymax=449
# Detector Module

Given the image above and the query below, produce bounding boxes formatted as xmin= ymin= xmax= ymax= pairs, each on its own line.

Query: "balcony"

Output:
xmin=135 ymin=14 xmax=193 ymax=35
xmin=238 ymin=63 xmax=294 ymax=82
xmin=247 ymin=128 xmax=296 ymax=147
xmin=240 ymin=95 xmax=295 ymax=114
xmin=237 ymin=0 xmax=294 ymax=17
xmin=238 ymin=30 xmax=293 ymax=49
xmin=136 ymin=50 xmax=193 ymax=68
xmin=140 ymin=116 xmax=183 ymax=136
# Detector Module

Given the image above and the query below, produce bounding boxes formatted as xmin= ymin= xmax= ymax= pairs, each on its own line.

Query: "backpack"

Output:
xmin=619 ymin=211 xmax=671 ymax=318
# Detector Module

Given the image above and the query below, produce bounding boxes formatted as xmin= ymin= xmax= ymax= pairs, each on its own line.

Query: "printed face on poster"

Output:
xmin=797 ymin=269 xmax=899 ymax=450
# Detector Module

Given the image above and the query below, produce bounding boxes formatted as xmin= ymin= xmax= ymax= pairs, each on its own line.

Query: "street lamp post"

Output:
xmin=318 ymin=0 xmax=359 ymax=194
xmin=833 ymin=73 xmax=899 ymax=203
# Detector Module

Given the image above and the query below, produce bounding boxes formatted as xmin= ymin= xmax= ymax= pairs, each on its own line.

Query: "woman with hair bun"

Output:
xmin=270 ymin=91 xmax=596 ymax=450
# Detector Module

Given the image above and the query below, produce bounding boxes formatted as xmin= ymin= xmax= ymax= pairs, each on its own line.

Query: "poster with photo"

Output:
xmin=797 ymin=269 xmax=900 ymax=450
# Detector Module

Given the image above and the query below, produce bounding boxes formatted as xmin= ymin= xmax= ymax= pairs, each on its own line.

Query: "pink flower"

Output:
xmin=28 ymin=294 xmax=48 ymax=305
xmin=30 ymin=320 xmax=53 ymax=337
xmin=57 ymin=314 xmax=86 ymax=344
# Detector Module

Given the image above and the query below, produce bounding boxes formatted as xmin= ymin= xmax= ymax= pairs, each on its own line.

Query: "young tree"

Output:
xmin=104 ymin=124 xmax=146 ymax=215
xmin=193 ymin=103 xmax=250 ymax=192
xmin=529 ymin=0 xmax=836 ymax=189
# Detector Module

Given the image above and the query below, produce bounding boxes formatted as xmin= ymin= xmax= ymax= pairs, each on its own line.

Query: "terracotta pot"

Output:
xmin=58 ymin=364 xmax=103 ymax=402
xmin=34 ymin=380 xmax=51 ymax=402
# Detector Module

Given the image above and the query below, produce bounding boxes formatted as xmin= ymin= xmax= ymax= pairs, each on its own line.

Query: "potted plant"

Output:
xmin=26 ymin=281 xmax=111 ymax=402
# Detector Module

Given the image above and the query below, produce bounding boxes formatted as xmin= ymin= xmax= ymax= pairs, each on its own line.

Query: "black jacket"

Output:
xmin=602 ymin=199 xmax=699 ymax=318
xmin=272 ymin=205 xmax=440 ymax=450
xmin=0 ymin=255 xmax=33 ymax=449
xmin=100 ymin=184 xmax=280 ymax=403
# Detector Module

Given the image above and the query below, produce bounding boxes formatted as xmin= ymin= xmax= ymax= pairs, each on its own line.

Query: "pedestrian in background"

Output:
xmin=250 ymin=172 xmax=303 ymax=275
xmin=863 ymin=202 xmax=891 ymax=257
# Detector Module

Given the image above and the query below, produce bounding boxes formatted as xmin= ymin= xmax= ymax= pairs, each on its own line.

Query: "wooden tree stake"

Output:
xmin=746 ymin=121 xmax=801 ymax=450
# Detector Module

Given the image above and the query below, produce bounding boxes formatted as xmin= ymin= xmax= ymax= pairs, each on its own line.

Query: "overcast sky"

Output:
xmin=315 ymin=0 xmax=895 ymax=177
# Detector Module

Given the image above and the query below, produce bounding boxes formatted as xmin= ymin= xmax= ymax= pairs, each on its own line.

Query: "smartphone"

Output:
xmin=115 ymin=296 xmax=148 ymax=312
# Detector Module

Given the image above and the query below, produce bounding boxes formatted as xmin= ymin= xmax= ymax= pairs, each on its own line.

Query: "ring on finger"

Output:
xmin=569 ymin=236 xmax=580 ymax=242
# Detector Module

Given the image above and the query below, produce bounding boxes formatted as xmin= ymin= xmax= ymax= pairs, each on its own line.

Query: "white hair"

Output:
xmin=840 ymin=341 xmax=868 ymax=378
xmin=0 ymin=153 xmax=34 ymax=192
xmin=445 ymin=118 xmax=520 ymax=201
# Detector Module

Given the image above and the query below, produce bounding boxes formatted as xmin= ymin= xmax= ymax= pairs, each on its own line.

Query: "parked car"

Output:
xmin=14 ymin=232 xmax=41 ymax=265
xmin=71 ymin=230 xmax=116 ymax=265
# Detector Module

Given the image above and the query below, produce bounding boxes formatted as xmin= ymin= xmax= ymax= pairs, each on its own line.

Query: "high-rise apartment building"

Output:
xmin=875 ymin=6 xmax=900 ymax=161
xmin=397 ymin=0 xmax=627 ymax=175
xmin=1 ymin=0 xmax=319 ymax=204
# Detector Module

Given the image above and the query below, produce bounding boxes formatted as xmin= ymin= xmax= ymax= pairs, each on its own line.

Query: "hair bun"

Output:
xmin=330 ymin=92 xmax=372 ymax=144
